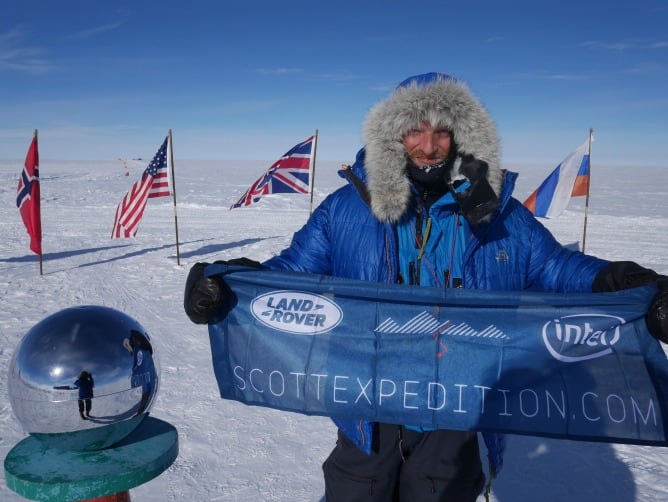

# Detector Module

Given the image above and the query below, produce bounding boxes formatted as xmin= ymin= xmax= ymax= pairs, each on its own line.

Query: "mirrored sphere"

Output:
xmin=8 ymin=305 xmax=160 ymax=450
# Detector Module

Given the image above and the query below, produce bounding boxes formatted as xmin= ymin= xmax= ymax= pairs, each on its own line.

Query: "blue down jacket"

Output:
xmin=263 ymin=153 xmax=609 ymax=470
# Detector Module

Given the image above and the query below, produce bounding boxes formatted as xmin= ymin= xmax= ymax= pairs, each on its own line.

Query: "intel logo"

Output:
xmin=542 ymin=313 xmax=624 ymax=363
xmin=251 ymin=290 xmax=342 ymax=335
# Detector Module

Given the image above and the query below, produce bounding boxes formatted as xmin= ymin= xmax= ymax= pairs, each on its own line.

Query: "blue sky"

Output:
xmin=1 ymin=0 xmax=667 ymax=166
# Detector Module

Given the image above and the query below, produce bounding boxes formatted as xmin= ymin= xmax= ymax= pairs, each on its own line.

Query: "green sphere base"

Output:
xmin=4 ymin=416 xmax=178 ymax=501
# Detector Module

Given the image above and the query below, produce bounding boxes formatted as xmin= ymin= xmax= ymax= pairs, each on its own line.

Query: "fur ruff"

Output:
xmin=363 ymin=77 xmax=502 ymax=222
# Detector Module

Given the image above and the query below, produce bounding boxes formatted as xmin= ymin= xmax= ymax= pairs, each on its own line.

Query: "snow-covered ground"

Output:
xmin=1 ymin=155 xmax=667 ymax=501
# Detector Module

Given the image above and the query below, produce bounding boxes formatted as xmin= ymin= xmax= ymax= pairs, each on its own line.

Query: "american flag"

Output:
xmin=111 ymin=136 xmax=171 ymax=239
xmin=231 ymin=136 xmax=314 ymax=209
xmin=17 ymin=134 xmax=42 ymax=255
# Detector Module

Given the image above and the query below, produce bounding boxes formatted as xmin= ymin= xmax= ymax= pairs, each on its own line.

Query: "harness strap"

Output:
xmin=340 ymin=168 xmax=371 ymax=205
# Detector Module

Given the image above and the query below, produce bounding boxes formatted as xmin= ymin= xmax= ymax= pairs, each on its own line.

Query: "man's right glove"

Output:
xmin=183 ymin=258 xmax=262 ymax=325
xmin=450 ymin=154 xmax=500 ymax=226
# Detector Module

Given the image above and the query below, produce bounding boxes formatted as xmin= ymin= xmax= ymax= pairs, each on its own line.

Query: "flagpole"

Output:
xmin=168 ymin=130 xmax=181 ymax=265
xmin=34 ymin=129 xmax=43 ymax=276
xmin=309 ymin=129 xmax=319 ymax=215
xmin=581 ymin=128 xmax=593 ymax=253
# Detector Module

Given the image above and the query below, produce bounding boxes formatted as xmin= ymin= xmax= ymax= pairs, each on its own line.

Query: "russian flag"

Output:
xmin=523 ymin=138 xmax=591 ymax=218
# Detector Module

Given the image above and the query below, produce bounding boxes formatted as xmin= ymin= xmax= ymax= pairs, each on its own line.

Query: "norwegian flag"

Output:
xmin=111 ymin=136 xmax=171 ymax=239
xmin=231 ymin=136 xmax=314 ymax=209
xmin=16 ymin=134 xmax=42 ymax=256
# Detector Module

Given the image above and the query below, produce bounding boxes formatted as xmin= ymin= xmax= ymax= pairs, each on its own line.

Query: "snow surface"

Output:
xmin=1 ymin=157 xmax=667 ymax=501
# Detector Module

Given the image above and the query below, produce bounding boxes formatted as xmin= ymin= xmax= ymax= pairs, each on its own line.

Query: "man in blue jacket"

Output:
xmin=184 ymin=72 xmax=668 ymax=501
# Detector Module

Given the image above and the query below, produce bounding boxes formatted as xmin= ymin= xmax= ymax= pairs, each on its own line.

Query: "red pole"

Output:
xmin=85 ymin=491 xmax=131 ymax=502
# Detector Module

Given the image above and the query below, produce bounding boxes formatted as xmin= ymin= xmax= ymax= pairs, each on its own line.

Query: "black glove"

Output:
xmin=450 ymin=154 xmax=500 ymax=226
xmin=183 ymin=258 xmax=262 ymax=325
xmin=648 ymin=284 xmax=668 ymax=344
xmin=593 ymin=261 xmax=668 ymax=343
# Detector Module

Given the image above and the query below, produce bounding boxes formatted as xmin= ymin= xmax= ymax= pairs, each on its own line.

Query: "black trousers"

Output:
xmin=323 ymin=424 xmax=485 ymax=501
xmin=78 ymin=398 xmax=92 ymax=415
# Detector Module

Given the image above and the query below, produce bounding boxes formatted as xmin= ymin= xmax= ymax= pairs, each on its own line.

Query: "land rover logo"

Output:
xmin=251 ymin=290 xmax=343 ymax=335
xmin=542 ymin=313 xmax=624 ymax=363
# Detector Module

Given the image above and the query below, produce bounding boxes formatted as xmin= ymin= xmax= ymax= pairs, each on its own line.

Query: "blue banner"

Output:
xmin=207 ymin=264 xmax=668 ymax=446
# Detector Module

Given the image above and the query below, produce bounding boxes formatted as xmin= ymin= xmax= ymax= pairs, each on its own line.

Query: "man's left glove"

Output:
xmin=593 ymin=261 xmax=668 ymax=343
xmin=648 ymin=282 xmax=668 ymax=344
xmin=183 ymin=258 xmax=263 ymax=325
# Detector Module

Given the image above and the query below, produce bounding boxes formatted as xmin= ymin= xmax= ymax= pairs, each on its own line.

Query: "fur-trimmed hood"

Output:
xmin=363 ymin=72 xmax=502 ymax=222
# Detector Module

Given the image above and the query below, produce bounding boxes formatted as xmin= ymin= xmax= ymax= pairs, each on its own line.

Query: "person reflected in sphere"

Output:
xmin=73 ymin=370 xmax=94 ymax=419
xmin=123 ymin=330 xmax=155 ymax=416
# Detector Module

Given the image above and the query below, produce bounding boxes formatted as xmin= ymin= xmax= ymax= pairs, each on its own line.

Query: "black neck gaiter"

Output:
xmin=407 ymin=161 xmax=451 ymax=208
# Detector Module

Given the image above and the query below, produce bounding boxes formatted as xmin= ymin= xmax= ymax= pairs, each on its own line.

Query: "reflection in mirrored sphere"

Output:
xmin=8 ymin=305 xmax=160 ymax=450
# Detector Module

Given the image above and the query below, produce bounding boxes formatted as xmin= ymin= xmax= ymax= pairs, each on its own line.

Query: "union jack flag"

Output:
xmin=111 ymin=136 xmax=171 ymax=239
xmin=231 ymin=136 xmax=314 ymax=209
